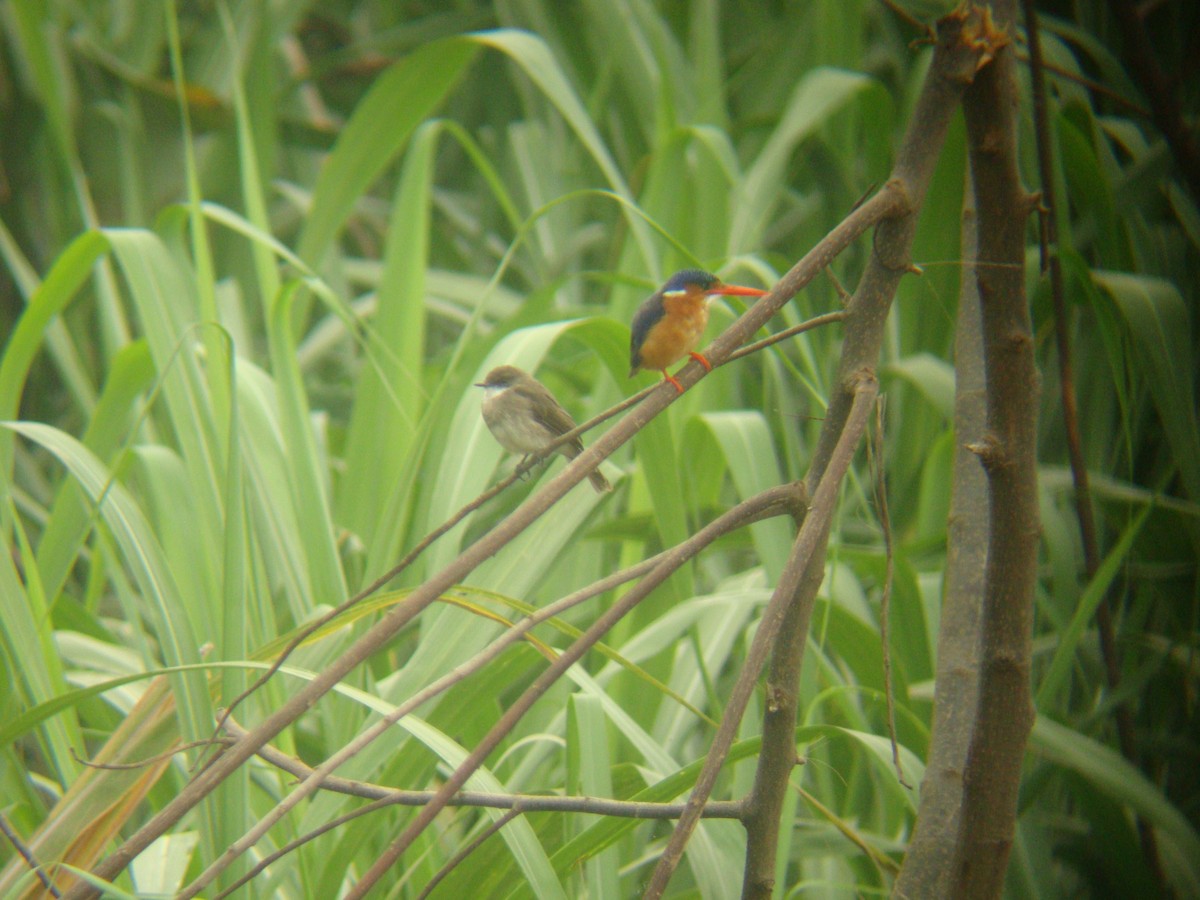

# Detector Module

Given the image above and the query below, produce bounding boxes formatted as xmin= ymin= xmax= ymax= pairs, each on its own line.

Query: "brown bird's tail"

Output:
xmin=587 ymin=469 xmax=612 ymax=493
xmin=563 ymin=441 xmax=611 ymax=493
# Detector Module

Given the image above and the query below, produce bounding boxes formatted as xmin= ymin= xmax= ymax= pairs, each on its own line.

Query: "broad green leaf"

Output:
xmin=733 ymin=67 xmax=872 ymax=251
xmin=1095 ymin=271 xmax=1200 ymax=504
xmin=689 ymin=411 xmax=792 ymax=582
xmin=884 ymin=353 xmax=956 ymax=420
xmin=472 ymin=29 xmax=658 ymax=271
xmin=1032 ymin=716 xmax=1200 ymax=895
xmin=1 ymin=422 xmax=210 ymax=739
xmin=0 ymin=231 xmax=111 ymax=476
xmin=297 ymin=38 xmax=479 ymax=267
xmin=338 ymin=121 xmax=439 ymax=537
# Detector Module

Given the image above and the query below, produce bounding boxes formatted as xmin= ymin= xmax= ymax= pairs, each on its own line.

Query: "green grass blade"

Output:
xmin=1036 ymin=503 xmax=1151 ymax=709
xmin=2 ymin=422 xmax=210 ymax=740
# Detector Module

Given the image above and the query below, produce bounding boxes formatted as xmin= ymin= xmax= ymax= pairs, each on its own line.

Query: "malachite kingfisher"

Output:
xmin=628 ymin=269 xmax=768 ymax=393
xmin=476 ymin=365 xmax=612 ymax=493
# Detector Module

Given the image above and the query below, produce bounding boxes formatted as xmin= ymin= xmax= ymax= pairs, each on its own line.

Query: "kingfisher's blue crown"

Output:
xmin=663 ymin=269 xmax=719 ymax=293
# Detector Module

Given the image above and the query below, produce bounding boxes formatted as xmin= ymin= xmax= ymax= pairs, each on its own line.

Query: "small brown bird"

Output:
xmin=629 ymin=269 xmax=768 ymax=392
xmin=476 ymin=365 xmax=611 ymax=493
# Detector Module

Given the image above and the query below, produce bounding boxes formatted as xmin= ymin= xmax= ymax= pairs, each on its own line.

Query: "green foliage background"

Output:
xmin=0 ymin=1 xmax=1197 ymax=896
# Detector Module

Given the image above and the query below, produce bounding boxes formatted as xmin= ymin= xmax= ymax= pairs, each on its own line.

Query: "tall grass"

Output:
xmin=0 ymin=1 xmax=1196 ymax=896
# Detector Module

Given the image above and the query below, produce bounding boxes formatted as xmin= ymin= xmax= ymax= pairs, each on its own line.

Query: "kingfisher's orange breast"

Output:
xmin=634 ymin=294 xmax=709 ymax=371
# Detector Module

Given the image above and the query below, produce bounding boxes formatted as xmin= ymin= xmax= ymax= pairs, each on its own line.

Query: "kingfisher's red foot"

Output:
xmin=661 ymin=371 xmax=685 ymax=393
xmin=688 ymin=351 xmax=712 ymax=372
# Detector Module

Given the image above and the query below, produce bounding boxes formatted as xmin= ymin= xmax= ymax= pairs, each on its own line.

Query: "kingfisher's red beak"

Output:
xmin=709 ymin=283 xmax=768 ymax=298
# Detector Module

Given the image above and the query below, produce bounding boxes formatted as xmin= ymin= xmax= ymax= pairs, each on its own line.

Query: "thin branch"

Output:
xmin=726 ymin=311 xmax=847 ymax=363
xmin=212 ymin=794 xmax=404 ymax=900
xmin=1012 ymin=50 xmax=1148 ymax=117
xmin=223 ymin=717 xmax=746 ymax=818
xmin=739 ymin=507 xmax=829 ymax=899
xmin=877 ymin=0 xmax=937 ymax=41
xmin=72 ymin=739 xmax=225 ymax=772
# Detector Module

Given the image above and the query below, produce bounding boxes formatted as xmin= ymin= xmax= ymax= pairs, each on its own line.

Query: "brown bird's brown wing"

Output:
xmin=525 ymin=383 xmax=585 ymax=452
xmin=527 ymin=381 xmax=609 ymax=491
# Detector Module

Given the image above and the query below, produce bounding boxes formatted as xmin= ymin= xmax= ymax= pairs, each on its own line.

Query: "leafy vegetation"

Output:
xmin=0 ymin=1 xmax=1196 ymax=897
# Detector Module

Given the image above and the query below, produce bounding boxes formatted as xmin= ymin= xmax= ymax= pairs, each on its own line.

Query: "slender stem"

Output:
xmin=0 ymin=813 xmax=61 ymax=898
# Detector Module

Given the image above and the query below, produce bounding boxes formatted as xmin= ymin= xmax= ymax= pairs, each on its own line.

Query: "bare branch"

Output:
xmin=951 ymin=0 xmax=1041 ymax=892
xmin=222 ymin=717 xmax=747 ymax=818
xmin=736 ymin=6 xmax=1007 ymax=897
xmin=892 ymin=173 xmax=987 ymax=900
